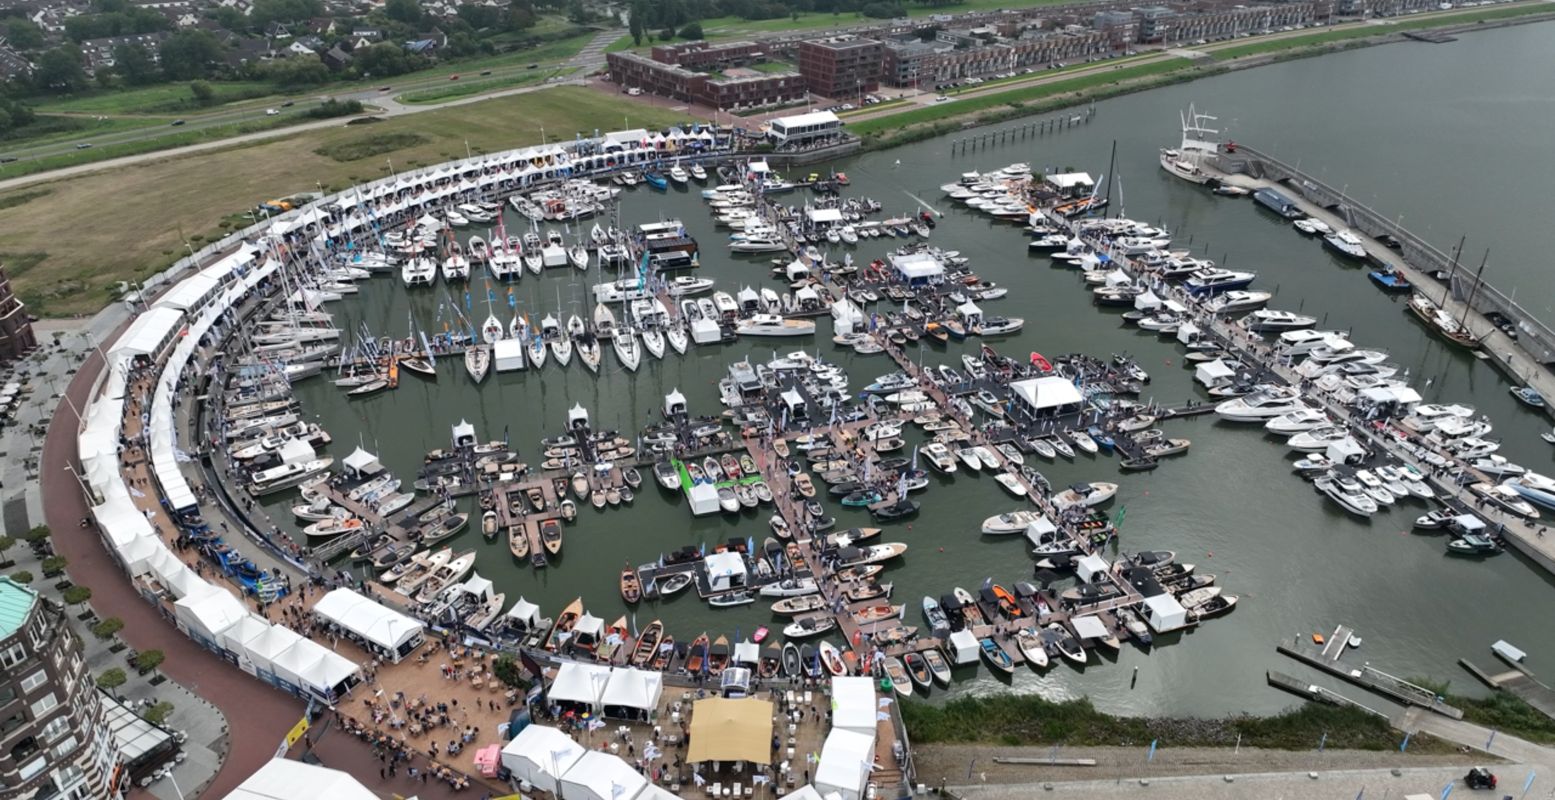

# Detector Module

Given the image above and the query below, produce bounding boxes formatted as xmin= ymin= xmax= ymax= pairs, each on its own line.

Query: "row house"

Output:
xmin=650 ymin=40 xmax=764 ymax=69
xmin=606 ymin=51 xmax=805 ymax=110
xmin=79 ymin=31 xmax=169 ymax=74
xmin=880 ymin=29 xmax=1109 ymax=87
xmin=1160 ymin=2 xmax=1317 ymax=42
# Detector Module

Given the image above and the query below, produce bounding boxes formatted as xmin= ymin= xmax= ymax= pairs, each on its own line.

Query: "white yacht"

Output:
xmin=1215 ymin=387 xmax=1306 ymax=422
xmin=613 ymin=329 xmax=641 ymax=371
xmin=1205 ymin=290 xmax=1272 ymax=315
xmin=1159 ymin=104 xmax=1219 ymax=185
xmin=729 ymin=235 xmax=787 ymax=253
xmin=1244 ymin=309 xmax=1317 ymax=333
xmin=1286 ymin=425 xmax=1348 ymax=453
xmin=1323 ymin=230 xmax=1369 ymax=260
xmin=1506 ymin=473 xmax=1555 ymax=512
xmin=1315 ymin=472 xmax=1377 ymax=517
xmin=1264 ymin=408 xmax=1330 ymax=435
xmin=735 ymin=314 xmax=815 ymax=338
xmin=1277 ymin=329 xmax=1348 ymax=356
xmin=400 ymin=257 xmax=436 ymax=287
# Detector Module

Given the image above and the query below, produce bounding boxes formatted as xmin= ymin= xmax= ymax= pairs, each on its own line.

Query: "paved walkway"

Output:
xmin=948 ymin=762 xmax=1545 ymax=799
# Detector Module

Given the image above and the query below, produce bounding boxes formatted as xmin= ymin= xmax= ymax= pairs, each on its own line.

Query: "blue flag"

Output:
xmin=1146 ymin=740 xmax=1157 ymax=762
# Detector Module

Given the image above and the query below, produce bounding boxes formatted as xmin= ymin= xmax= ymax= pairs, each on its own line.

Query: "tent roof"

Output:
xmin=1046 ymin=171 xmax=1094 ymax=189
xmin=222 ymin=757 xmax=378 ymax=800
xmin=574 ymin=612 xmax=604 ymax=637
xmin=501 ymin=724 xmax=585 ymax=793
xmin=313 ymin=588 xmax=424 ymax=652
xmin=704 ymin=551 xmax=747 ymax=578
xmin=806 ymin=208 xmax=844 ymax=223
xmin=1070 ymin=614 xmax=1109 ymax=640
xmin=602 ymin=667 xmax=663 ymax=711
xmin=733 ymin=641 xmax=760 ymax=665
xmin=174 ymin=589 xmax=249 ymax=640
xmin=342 ymin=447 xmax=382 ymax=475
xmin=889 ymin=251 xmax=944 ymax=278
xmin=1196 ymin=359 xmax=1235 ymax=379
xmin=1010 ymin=376 xmax=1083 ymax=410
xmin=506 ymin=596 xmax=540 ymax=624
xmin=278 ymin=438 xmax=315 ymax=465
xmin=815 ymin=728 xmax=876 ymax=796
xmin=550 ymin=662 xmax=611 ymax=706
xmin=560 ymin=751 xmax=647 ymax=800
xmin=686 ymin=697 xmax=774 ymax=764
xmin=772 ymin=110 xmax=839 ymax=129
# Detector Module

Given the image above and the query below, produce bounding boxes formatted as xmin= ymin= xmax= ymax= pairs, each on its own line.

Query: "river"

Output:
xmin=269 ymin=21 xmax=1555 ymax=718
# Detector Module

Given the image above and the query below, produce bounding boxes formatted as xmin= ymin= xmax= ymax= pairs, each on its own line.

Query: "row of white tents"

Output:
xmin=77 ymin=244 xmax=364 ymax=704
xmin=546 ymin=662 xmax=664 ymax=719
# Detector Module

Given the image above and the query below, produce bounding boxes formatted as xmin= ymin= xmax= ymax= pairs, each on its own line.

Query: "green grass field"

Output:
xmin=33 ymin=81 xmax=277 ymax=115
xmin=1 ymin=115 xmax=168 ymax=152
xmin=849 ymin=57 xmax=1189 ymax=137
xmin=0 ymin=86 xmax=697 ymax=317
xmin=397 ymin=68 xmax=572 ymax=104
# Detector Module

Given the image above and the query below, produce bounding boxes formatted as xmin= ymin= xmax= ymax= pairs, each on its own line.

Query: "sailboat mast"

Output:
xmin=1440 ymin=235 xmax=1465 ymax=307
xmin=1459 ymin=250 xmax=1488 ymax=327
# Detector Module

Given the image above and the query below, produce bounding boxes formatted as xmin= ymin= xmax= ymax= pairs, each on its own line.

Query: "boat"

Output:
xmin=903 ymin=652 xmax=933 ymax=690
xmin=1322 ymin=229 xmax=1369 ymax=260
xmin=1511 ymin=387 xmax=1546 ymax=408
xmin=1447 ymin=533 xmax=1502 ymax=556
xmin=1046 ymin=623 xmax=1086 ymax=665
xmin=735 ymin=314 xmax=816 ymax=338
xmin=1159 ymin=105 xmax=1219 ymax=185
xmin=419 ymin=512 xmax=469 ymax=547
xmin=540 ymin=519 xmax=563 ymax=555
xmin=620 ymin=566 xmax=642 ymax=604
xmin=782 ymin=616 xmax=836 ymax=638
xmin=629 ymin=620 xmax=663 ymax=667
xmin=480 ymin=510 xmax=499 ymax=541
xmin=1014 ymin=628 xmax=1049 ymax=669
xmin=782 ymin=642 xmax=801 ymax=676
xmin=772 ymin=595 xmax=827 ymax=615
xmin=685 ymin=633 xmax=710 ymax=673
xmin=303 ymin=516 xmax=362 ymax=539
xmin=817 ymin=641 xmax=847 ymax=675
xmin=994 ymin=472 xmax=1027 ymax=498
xmin=1315 ymin=472 xmax=1378 ymax=517
xmin=1407 ymin=293 xmax=1480 ymax=349
xmin=1052 ymin=482 xmax=1118 ymax=510
xmin=978 ymin=638 xmax=1015 ymax=674
xmin=464 ymin=345 xmax=490 ymax=383
xmin=883 ymin=657 xmax=914 ymax=697
xmin=709 ymin=591 xmax=755 ymax=608
xmin=923 ymin=648 xmax=952 ymax=685
xmin=658 ymin=572 xmax=693 ymax=597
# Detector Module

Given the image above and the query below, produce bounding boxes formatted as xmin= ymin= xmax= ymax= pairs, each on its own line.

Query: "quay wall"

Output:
xmin=1212 ymin=144 xmax=1555 ymax=371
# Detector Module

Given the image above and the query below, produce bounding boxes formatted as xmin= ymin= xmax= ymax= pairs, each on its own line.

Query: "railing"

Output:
xmin=1213 ymin=144 xmax=1555 ymax=366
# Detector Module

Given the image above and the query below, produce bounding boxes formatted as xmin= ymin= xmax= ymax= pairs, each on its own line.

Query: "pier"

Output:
xmin=1277 ymin=631 xmax=1464 ymax=719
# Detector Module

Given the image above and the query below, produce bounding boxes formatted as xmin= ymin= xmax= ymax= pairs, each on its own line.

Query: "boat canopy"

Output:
xmin=568 ymin=403 xmax=590 ymax=428
xmin=733 ymin=641 xmax=760 ymax=666
xmin=1070 ymin=614 xmax=1110 ymax=641
xmin=1010 ymin=376 xmax=1083 ymax=412
xmin=664 ymin=388 xmax=687 ymax=416
xmin=1075 ymin=553 xmax=1110 ymax=584
xmin=452 ymin=419 xmax=476 ymax=446
xmin=505 ymin=596 xmax=541 ymax=626
xmin=805 ymin=208 xmax=844 ymax=224
xmin=279 ymin=438 xmax=316 ymax=465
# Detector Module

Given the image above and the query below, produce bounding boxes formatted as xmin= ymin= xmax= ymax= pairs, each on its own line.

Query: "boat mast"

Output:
xmin=1440 ymin=235 xmax=1465 ymax=306
xmin=1458 ymin=249 xmax=1489 ymax=328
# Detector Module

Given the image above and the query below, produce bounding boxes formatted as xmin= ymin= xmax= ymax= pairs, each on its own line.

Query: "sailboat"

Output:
xmin=641 ymin=327 xmax=666 ymax=360
xmin=528 ymin=320 xmax=548 ymax=369
xmin=666 ymin=323 xmax=689 ymax=354
xmin=465 ymin=344 xmax=490 ymax=383
xmin=613 ymin=327 xmax=641 ymax=371
xmin=543 ymin=312 xmax=572 ymax=367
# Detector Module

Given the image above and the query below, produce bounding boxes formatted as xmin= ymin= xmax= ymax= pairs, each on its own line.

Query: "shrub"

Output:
xmin=301 ymin=99 xmax=364 ymax=120
xmin=313 ymin=132 xmax=429 ymax=162
xmin=41 ymin=556 xmax=67 ymax=576
xmin=10 ymin=571 xmax=33 ymax=584
xmin=24 ymin=526 xmax=49 ymax=543
xmin=62 ymin=585 xmax=92 ymax=606
xmin=144 ymin=701 xmax=174 ymax=726
xmin=678 ymin=22 xmax=703 ymax=39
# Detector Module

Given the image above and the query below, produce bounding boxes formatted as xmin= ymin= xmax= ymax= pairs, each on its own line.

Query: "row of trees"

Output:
xmin=625 ymin=0 xmax=959 ymax=42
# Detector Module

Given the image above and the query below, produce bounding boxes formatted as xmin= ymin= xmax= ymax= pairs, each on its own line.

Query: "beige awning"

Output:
xmin=685 ymin=697 xmax=774 ymax=765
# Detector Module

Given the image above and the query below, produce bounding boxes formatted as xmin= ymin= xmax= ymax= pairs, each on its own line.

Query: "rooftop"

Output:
xmin=0 ymin=576 xmax=38 ymax=639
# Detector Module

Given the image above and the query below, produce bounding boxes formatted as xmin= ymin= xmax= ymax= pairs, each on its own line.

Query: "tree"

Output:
xmin=679 ymin=21 xmax=704 ymax=39
xmin=40 ymin=556 xmax=67 ymax=577
xmin=23 ymin=525 xmax=50 ymax=544
xmin=97 ymin=668 xmax=127 ymax=691
xmin=258 ymin=58 xmax=329 ymax=88
xmin=658 ymin=27 xmax=674 ymax=41
xmin=133 ymin=649 xmax=164 ymax=672
xmin=492 ymin=654 xmax=529 ymax=689
xmin=144 ymin=701 xmax=174 ymax=725
xmin=506 ymin=0 xmax=537 ymax=30
xmin=250 ymin=0 xmax=323 ymax=30
xmin=566 ymin=0 xmax=589 ymax=24
xmin=113 ymin=43 xmax=161 ymax=85
xmin=384 ymin=0 xmax=423 ymax=25
xmin=629 ymin=0 xmax=645 ymax=46
xmin=353 ymin=42 xmax=413 ymax=77
xmin=159 ymin=30 xmax=223 ymax=81
xmin=189 ymin=80 xmax=215 ymax=105
xmin=0 ymin=536 xmax=14 ymax=560
xmin=9 ymin=571 xmax=33 ymax=585
xmin=92 ymin=617 xmax=125 ymax=640
xmin=4 ymin=19 xmax=46 ymax=50
xmin=62 ymin=585 xmax=92 ymax=607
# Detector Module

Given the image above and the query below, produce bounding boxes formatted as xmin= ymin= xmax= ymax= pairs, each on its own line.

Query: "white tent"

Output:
xmin=1010 ymin=376 xmax=1083 ymax=413
xmin=501 ymin=724 xmax=585 ymax=794
xmin=452 ymin=419 xmax=477 ymax=447
xmin=223 ymin=757 xmax=379 ymax=800
xmin=559 ymin=750 xmax=647 ymax=800
xmin=1133 ymin=290 xmax=1161 ymax=311
xmin=1326 ymin=437 xmax=1366 ymax=465
xmin=505 ymin=597 xmax=541 ymax=628
xmin=946 ymin=630 xmax=979 ymax=665
xmin=218 ymin=614 xmax=272 ymax=659
xmin=1070 ymin=614 xmax=1110 ymax=644
xmin=269 ymin=638 xmax=359 ymax=698
xmin=574 ymin=613 xmax=604 ymax=642
xmin=242 ymin=624 xmax=305 ymax=677
xmin=601 ymin=667 xmax=663 ymax=718
xmin=805 ymin=208 xmax=844 ymax=225
xmin=278 ymin=438 xmax=315 ymax=465
xmin=664 ymin=389 xmax=687 ymax=417
xmin=1194 ymin=359 xmax=1235 ymax=388
xmin=1075 ymin=553 xmax=1110 ymax=584
xmin=815 ymin=728 xmax=876 ymax=800
xmin=116 ymin=534 xmax=162 ymax=576
xmin=705 ymin=551 xmax=747 ymax=591
xmin=688 ymin=483 xmax=720 ymax=515
xmin=341 ymin=447 xmax=383 ymax=476
xmin=955 ymin=301 xmax=982 ymax=323
xmin=174 ymin=589 xmax=249 ymax=645
xmin=690 ymin=317 xmax=722 ymax=345
xmin=781 ymin=787 xmax=826 ymax=800
xmin=733 ymin=641 xmax=760 ymax=667
xmin=1176 ymin=322 xmax=1203 ymax=345
xmin=312 ymin=588 xmax=424 ymax=661
xmin=1022 ymin=516 xmax=1058 ymax=547
xmin=779 ymin=388 xmax=805 ymax=417
xmin=549 ymin=662 xmax=611 ymax=709
xmin=1143 ymin=593 xmax=1188 ymax=632
xmin=830 ymin=676 xmax=877 ymax=736
xmin=889 ymin=252 xmax=944 ymax=284
xmin=493 ymin=338 xmax=527 ymax=372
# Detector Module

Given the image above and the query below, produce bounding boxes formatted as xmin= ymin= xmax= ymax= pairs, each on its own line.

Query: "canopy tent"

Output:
xmin=277 ymin=438 xmax=315 ymax=465
xmin=223 ymin=757 xmax=379 ymax=800
xmin=685 ymin=697 xmax=774 ymax=764
xmin=1022 ymin=516 xmax=1058 ymax=547
xmin=814 ymin=728 xmax=876 ymax=800
xmin=1194 ymin=359 xmax=1235 ymax=387
xmin=174 ymin=588 xmax=249 ymax=645
xmin=664 ymin=389 xmax=687 ymax=417
xmin=955 ymin=301 xmax=982 ymax=322
xmin=1070 ymin=614 xmax=1109 ymax=643
xmin=116 ymin=535 xmax=163 ymax=576
xmin=500 ymin=724 xmax=585 ymax=793
xmin=704 ymin=551 xmax=747 ymax=592
xmin=1075 ymin=553 xmax=1110 ymax=584
xmin=946 ymin=629 xmax=979 ymax=665
xmin=889 ymin=252 xmax=944 ymax=284
xmin=1010 ymin=376 xmax=1083 ymax=413
xmin=830 ymin=676 xmax=877 ymax=736
xmin=733 ymin=641 xmax=760 ymax=667
xmin=312 ymin=588 xmax=424 ymax=661
xmin=268 ymin=638 xmax=359 ymax=699
xmin=601 ymin=667 xmax=663 ymax=718
xmin=1143 ymin=593 xmax=1188 ymax=632
xmin=153 ymin=271 xmax=220 ymax=313
xmin=217 ymin=613 xmax=272 ymax=658
xmin=108 ymin=306 xmax=184 ymax=361
xmin=559 ymin=750 xmax=647 ymax=800
xmin=241 ymin=624 xmax=305 ymax=677
xmin=452 ymin=419 xmax=477 ymax=447
xmin=1133 ymin=290 xmax=1161 ymax=311
xmin=805 ymin=208 xmax=844 ymax=225
xmin=688 ymin=483 xmax=720 ymax=516
xmin=548 ymin=662 xmax=611 ymax=709
xmin=505 ymin=597 xmax=542 ymax=628
xmin=341 ymin=447 xmax=383 ymax=476
xmin=574 ymin=613 xmax=604 ymax=642
xmin=1359 ymin=385 xmax=1423 ymax=407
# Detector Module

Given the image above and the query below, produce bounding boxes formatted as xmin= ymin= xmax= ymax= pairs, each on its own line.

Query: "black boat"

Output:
xmin=872 ymin=499 xmax=920 ymax=521
xmin=828 ymin=482 xmax=863 ymax=497
xmin=800 ymin=643 xmax=821 ymax=678
xmin=782 ymin=641 xmax=801 ymax=676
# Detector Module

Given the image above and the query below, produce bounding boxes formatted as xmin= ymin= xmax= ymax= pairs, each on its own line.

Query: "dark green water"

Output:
xmin=270 ymin=22 xmax=1555 ymax=716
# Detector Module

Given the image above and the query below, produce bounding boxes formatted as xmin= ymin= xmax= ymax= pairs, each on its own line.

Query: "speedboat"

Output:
xmin=1264 ymin=407 xmax=1330 ymax=435
xmin=1052 ymin=482 xmax=1118 ymax=510
xmin=1286 ymin=425 xmax=1348 ymax=453
xmin=1215 ymin=387 xmax=1305 ymax=421
xmin=1184 ymin=268 xmax=1256 ymax=295
xmin=1315 ymin=472 xmax=1377 ymax=517
xmin=1472 ymin=482 xmax=1540 ymax=519
xmin=1244 ymin=309 xmax=1317 ymax=333
xmin=1205 ymin=290 xmax=1272 ymax=315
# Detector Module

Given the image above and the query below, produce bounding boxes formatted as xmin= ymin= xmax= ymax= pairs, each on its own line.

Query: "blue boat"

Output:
xmin=1087 ymin=425 xmax=1115 ymax=452
xmin=644 ymin=172 xmax=668 ymax=191
xmin=979 ymin=637 xmax=1015 ymax=674
xmin=1368 ymin=269 xmax=1412 ymax=293
xmin=1252 ymin=187 xmax=1303 ymax=219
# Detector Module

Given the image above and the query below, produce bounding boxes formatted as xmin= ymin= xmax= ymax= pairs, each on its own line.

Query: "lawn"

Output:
xmin=396 ymin=68 xmax=572 ymax=104
xmin=0 ymin=115 xmax=167 ymax=152
xmin=849 ymin=56 xmax=1190 ymax=137
xmin=1210 ymin=2 xmax=1555 ymax=59
xmin=747 ymin=60 xmax=797 ymax=74
xmin=0 ymin=86 xmax=698 ymax=317
xmin=32 ymin=81 xmax=277 ymax=115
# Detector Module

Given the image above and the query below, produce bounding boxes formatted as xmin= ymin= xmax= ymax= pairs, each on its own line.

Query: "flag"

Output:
xmin=1524 ymin=769 xmax=1536 ymax=793
xmin=1146 ymin=739 xmax=1157 ymax=762
xmin=1439 ymin=781 xmax=1452 ymax=800
xmin=1399 ymin=732 xmax=1411 ymax=752
xmin=1114 ymin=505 xmax=1127 ymax=529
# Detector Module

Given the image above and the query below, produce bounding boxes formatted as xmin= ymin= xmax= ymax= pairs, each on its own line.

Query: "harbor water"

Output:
xmin=271 ymin=21 xmax=1555 ymax=718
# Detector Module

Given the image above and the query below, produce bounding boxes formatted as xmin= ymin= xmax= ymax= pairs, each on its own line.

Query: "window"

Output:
xmin=17 ymin=755 xmax=47 ymax=782
xmin=50 ymin=736 xmax=78 ymax=760
xmin=29 ymin=693 xmax=58 ymax=717
xmin=20 ymin=671 xmax=47 ymax=694
xmin=39 ymin=715 xmax=68 ymax=742
xmin=12 ymin=734 xmax=39 ymax=762
xmin=0 ymin=642 xmax=27 ymax=668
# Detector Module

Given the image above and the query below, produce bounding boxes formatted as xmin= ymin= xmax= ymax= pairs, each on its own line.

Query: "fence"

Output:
xmin=1213 ymin=144 xmax=1555 ymax=367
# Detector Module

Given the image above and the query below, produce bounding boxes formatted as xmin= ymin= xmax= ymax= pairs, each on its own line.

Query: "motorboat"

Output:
xmin=1014 ymin=628 xmax=1049 ymax=669
xmin=1470 ymin=482 xmax=1540 ymax=519
xmin=1264 ymin=408 xmax=1330 ymax=435
xmin=735 ymin=314 xmax=816 ymax=337
xmin=978 ymin=638 xmax=1015 ymax=674
xmin=1205 ymin=290 xmax=1272 ymax=315
xmin=1315 ymin=472 xmax=1377 ymax=517
xmin=1052 ymin=482 xmax=1118 ymax=510
xmin=1322 ymin=229 xmax=1369 ymax=260
xmin=1215 ymin=387 xmax=1305 ymax=421
xmin=1244 ymin=309 xmax=1318 ymax=333
xmin=1472 ymin=455 xmax=1526 ymax=479
xmin=1287 ymin=425 xmax=1349 ymax=453
xmin=1045 ymin=623 xmax=1086 ymax=665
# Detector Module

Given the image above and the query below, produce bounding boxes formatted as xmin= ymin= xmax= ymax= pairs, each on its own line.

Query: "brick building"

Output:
xmin=879 ymin=29 xmax=1109 ymax=87
xmin=0 ymin=266 xmax=36 ymax=362
xmin=650 ymin=40 xmax=764 ymax=69
xmin=606 ymin=51 xmax=806 ymax=110
xmin=796 ymin=34 xmax=882 ymax=99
